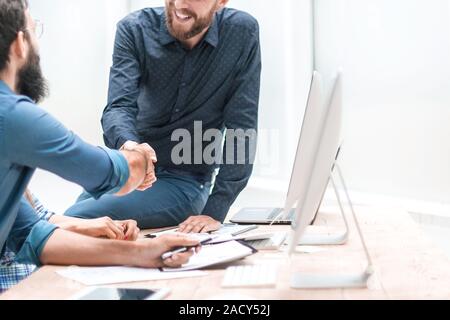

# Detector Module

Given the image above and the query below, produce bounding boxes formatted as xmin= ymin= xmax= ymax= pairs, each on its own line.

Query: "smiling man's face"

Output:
xmin=165 ymin=0 xmax=219 ymax=41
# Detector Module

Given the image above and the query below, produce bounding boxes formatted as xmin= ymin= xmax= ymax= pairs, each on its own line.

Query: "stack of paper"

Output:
xmin=57 ymin=266 xmax=206 ymax=286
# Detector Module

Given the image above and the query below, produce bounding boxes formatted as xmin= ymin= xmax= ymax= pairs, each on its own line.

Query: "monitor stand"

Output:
xmin=288 ymin=166 xmax=350 ymax=246
xmin=290 ymin=163 xmax=375 ymax=289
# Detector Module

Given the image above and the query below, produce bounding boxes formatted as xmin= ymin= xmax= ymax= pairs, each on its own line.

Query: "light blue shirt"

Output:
xmin=0 ymin=80 xmax=129 ymax=266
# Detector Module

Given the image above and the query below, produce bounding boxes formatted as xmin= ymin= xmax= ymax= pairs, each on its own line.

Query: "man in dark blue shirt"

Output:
xmin=65 ymin=0 xmax=261 ymax=232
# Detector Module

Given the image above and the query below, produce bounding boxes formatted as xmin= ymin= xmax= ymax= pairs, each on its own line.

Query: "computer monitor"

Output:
xmin=230 ymin=71 xmax=329 ymax=225
xmin=280 ymin=71 xmax=329 ymax=223
xmin=286 ymin=72 xmax=374 ymax=289
xmin=288 ymin=72 xmax=343 ymax=255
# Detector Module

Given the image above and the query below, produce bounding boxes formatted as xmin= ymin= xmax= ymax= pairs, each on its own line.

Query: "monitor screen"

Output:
xmin=282 ymin=71 xmax=328 ymax=220
xmin=288 ymin=72 xmax=343 ymax=254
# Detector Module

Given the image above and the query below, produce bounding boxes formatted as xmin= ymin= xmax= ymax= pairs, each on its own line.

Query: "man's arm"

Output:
xmin=179 ymin=23 xmax=261 ymax=232
xmin=49 ymin=215 xmax=141 ymax=241
xmin=101 ymin=20 xmax=158 ymax=189
xmin=29 ymin=193 xmax=139 ymax=241
xmin=7 ymin=198 xmax=59 ymax=265
xmin=10 ymin=197 xmax=199 ymax=268
xmin=102 ymin=20 xmax=142 ymax=150
xmin=39 ymin=231 xmax=199 ymax=269
xmin=3 ymin=99 xmax=148 ymax=198
xmin=203 ymin=24 xmax=261 ymax=221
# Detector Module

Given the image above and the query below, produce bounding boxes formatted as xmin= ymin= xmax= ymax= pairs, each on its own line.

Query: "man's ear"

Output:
xmin=216 ymin=0 xmax=229 ymax=11
xmin=11 ymin=31 xmax=28 ymax=61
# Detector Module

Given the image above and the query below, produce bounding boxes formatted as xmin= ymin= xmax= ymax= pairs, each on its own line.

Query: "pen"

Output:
xmin=161 ymin=237 xmax=212 ymax=260
xmin=144 ymin=226 xmax=180 ymax=239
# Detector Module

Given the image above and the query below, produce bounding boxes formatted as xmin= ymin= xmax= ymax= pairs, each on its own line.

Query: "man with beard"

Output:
xmin=65 ymin=0 xmax=262 ymax=233
xmin=0 ymin=0 xmax=199 ymax=290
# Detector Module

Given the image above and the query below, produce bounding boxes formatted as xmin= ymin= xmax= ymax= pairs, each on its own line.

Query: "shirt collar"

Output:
xmin=203 ymin=16 xmax=219 ymax=48
xmin=159 ymin=12 xmax=220 ymax=48
xmin=0 ymin=80 xmax=14 ymax=95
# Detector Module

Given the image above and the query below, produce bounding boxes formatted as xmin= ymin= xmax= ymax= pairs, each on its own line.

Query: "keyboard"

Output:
xmin=245 ymin=233 xmax=287 ymax=250
xmin=222 ymin=264 xmax=279 ymax=288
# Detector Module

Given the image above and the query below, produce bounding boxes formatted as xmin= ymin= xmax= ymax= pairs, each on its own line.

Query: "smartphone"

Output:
xmin=70 ymin=287 xmax=171 ymax=300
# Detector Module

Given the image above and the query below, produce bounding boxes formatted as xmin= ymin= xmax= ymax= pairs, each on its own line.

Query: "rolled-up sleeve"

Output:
xmin=7 ymin=198 xmax=58 ymax=266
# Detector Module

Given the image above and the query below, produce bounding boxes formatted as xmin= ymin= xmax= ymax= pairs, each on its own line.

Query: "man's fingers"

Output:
xmin=162 ymin=234 xmax=200 ymax=248
xmin=107 ymin=221 xmax=125 ymax=240
xmin=177 ymin=223 xmax=189 ymax=233
xmin=143 ymin=173 xmax=157 ymax=185
xmin=178 ymin=217 xmax=194 ymax=231
xmin=191 ymin=224 xmax=204 ymax=234
xmin=124 ymin=221 xmax=137 ymax=239
xmin=163 ymin=251 xmax=194 ymax=268
xmin=121 ymin=141 xmax=139 ymax=151
xmin=137 ymin=184 xmax=153 ymax=192
xmin=145 ymin=163 xmax=155 ymax=176
xmin=182 ymin=224 xmax=195 ymax=234
xmin=203 ymin=223 xmax=221 ymax=233
xmin=132 ymin=229 xmax=140 ymax=241
xmin=103 ymin=228 xmax=119 ymax=240
xmin=140 ymin=143 xmax=158 ymax=163
xmin=134 ymin=144 xmax=157 ymax=173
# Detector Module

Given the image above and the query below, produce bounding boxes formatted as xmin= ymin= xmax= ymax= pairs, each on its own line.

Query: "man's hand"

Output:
xmin=116 ymin=219 xmax=140 ymax=241
xmin=121 ymin=141 xmax=158 ymax=191
xmin=134 ymin=234 xmax=200 ymax=268
xmin=69 ymin=217 xmax=140 ymax=241
xmin=178 ymin=215 xmax=222 ymax=234
xmin=116 ymin=149 xmax=147 ymax=196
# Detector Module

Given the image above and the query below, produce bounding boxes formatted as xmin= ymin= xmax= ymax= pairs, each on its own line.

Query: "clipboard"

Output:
xmin=162 ymin=240 xmax=257 ymax=272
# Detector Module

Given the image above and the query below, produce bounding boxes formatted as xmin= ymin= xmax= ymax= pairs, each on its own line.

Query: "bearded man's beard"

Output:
xmin=165 ymin=2 xmax=216 ymax=41
xmin=17 ymin=45 xmax=48 ymax=103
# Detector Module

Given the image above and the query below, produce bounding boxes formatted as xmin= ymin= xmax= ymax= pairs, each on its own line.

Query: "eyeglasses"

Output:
xmin=23 ymin=19 xmax=44 ymax=39
xmin=34 ymin=20 xmax=44 ymax=39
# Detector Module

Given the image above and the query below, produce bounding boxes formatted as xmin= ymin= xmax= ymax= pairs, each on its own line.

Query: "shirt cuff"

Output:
xmin=14 ymin=220 xmax=59 ymax=266
xmin=84 ymin=146 xmax=130 ymax=199
xmin=202 ymin=198 xmax=231 ymax=222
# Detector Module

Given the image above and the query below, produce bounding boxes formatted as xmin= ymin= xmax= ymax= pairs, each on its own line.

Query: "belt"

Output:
xmin=157 ymin=167 xmax=212 ymax=184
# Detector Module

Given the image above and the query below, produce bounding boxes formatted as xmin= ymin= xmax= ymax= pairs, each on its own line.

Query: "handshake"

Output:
xmin=116 ymin=141 xmax=158 ymax=196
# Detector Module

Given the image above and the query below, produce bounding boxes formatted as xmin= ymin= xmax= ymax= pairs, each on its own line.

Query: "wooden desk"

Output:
xmin=2 ymin=205 xmax=450 ymax=300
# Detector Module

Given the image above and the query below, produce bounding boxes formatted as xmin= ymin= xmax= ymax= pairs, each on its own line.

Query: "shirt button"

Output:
xmin=180 ymin=82 xmax=187 ymax=87
xmin=175 ymin=109 xmax=181 ymax=113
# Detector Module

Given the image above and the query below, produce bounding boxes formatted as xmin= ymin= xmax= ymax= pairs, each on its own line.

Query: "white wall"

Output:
xmin=29 ymin=0 xmax=128 ymax=145
xmin=314 ymin=0 xmax=450 ymax=205
xmin=28 ymin=0 xmax=129 ymax=211
xmin=129 ymin=0 xmax=163 ymax=11
xmin=229 ymin=0 xmax=313 ymax=182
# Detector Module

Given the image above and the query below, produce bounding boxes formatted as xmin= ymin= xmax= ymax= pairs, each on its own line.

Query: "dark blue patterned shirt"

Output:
xmin=102 ymin=7 xmax=261 ymax=221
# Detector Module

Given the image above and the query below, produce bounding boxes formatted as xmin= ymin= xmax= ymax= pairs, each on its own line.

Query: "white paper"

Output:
xmin=163 ymin=240 xmax=255 ymax=272
xmin=149 ymin=224 xmax=258 ymax=239
xmin=57 ymin=266 xmax=207 ymax=286
xmin=211 ymin=224 xmax=258 ymax=236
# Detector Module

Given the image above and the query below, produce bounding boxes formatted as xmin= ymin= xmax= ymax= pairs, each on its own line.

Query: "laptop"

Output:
xmin=230 ymin=208 xmax=297 ymax=225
